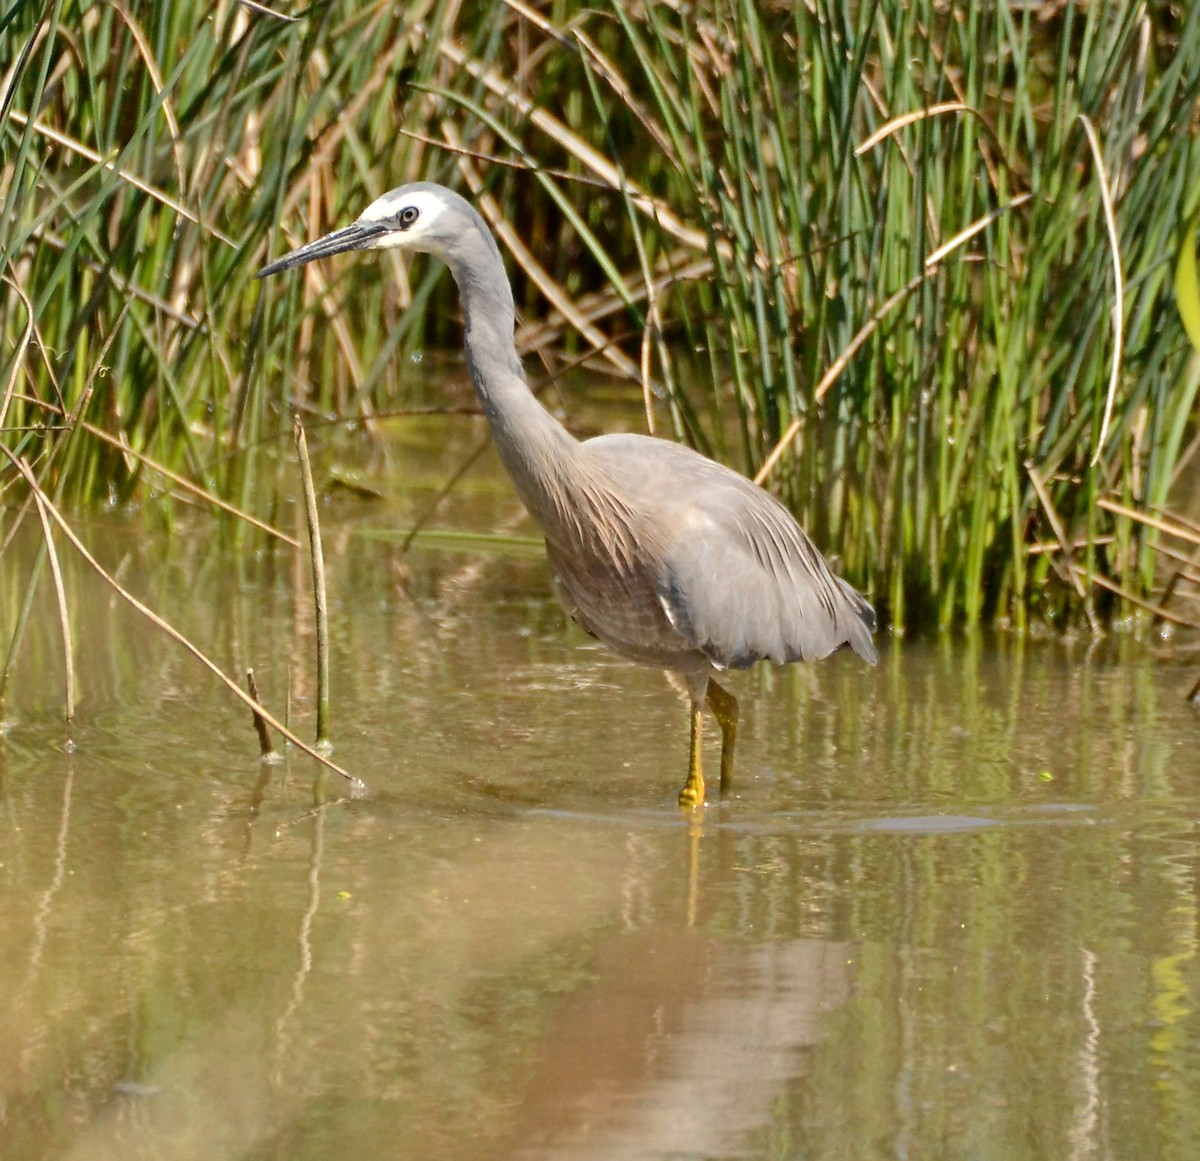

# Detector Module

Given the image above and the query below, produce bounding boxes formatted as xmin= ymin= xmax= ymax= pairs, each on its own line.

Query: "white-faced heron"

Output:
xmin=257 ymin=181 xmax=877 ymax=809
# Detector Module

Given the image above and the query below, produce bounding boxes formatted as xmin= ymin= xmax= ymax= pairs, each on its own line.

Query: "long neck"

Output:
xmin=444 ymin=229 xmax=587 ymax=545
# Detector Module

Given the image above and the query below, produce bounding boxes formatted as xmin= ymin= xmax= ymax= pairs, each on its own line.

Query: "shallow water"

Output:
xmin=3 ymin=416 xmax=1200 ymax=1160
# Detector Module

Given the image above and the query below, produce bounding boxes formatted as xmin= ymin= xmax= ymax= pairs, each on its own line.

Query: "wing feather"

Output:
xmin=584 ymin=434 xmax=877 ymax=670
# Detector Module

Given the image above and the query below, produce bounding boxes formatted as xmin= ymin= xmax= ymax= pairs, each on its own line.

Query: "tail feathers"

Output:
xmin=835 ymin=575 xmax=878 ymax=665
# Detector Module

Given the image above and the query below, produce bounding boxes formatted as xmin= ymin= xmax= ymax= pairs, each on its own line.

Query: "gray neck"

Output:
xmin=442 ymin=222 xmax=587 ymax=545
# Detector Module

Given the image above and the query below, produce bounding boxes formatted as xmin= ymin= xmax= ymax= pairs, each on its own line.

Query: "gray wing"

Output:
xmin=588 ymin=435 xmax=878 ymax=671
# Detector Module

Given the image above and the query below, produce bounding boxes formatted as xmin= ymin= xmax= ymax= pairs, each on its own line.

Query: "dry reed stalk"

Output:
xmin=293 ymin=418 xmax=331 ymax=750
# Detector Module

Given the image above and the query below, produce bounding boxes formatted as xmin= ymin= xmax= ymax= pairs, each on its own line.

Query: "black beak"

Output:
xmin=256 ymin=220 xmax=392 ymax=279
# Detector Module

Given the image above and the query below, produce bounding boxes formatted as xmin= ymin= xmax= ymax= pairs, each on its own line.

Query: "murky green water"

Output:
xmin=3 ymin=414 xmax=1199 ymax=1160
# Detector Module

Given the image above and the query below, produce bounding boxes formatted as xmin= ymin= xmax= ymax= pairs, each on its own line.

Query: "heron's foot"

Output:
xmin=677 ymin=771 xmax=705 ymax=812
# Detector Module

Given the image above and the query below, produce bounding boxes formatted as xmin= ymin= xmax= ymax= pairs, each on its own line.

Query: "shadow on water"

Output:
xmin=2 ymin=421 xmax=1200 ymax=1159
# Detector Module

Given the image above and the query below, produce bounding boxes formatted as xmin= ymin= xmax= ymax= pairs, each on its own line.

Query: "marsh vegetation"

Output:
xmin=3 ymin=0 xmax=1199 ymax=640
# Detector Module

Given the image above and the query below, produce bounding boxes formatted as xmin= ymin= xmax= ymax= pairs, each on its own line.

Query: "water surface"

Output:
xmin=2 ymin=415 xmax=1199 ymax=1160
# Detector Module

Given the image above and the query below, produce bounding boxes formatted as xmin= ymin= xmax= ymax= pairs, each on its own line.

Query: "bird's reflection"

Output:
xmin=503 ymin=927 xmax=851 ymax=1160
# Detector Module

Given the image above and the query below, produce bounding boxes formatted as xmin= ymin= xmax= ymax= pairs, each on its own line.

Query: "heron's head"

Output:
xmin=256 ymin=182 xmax=471 ymax=279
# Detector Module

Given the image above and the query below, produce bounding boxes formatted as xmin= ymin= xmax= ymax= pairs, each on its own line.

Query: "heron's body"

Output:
xmin=258 ymin=181 xmax=876 ymax=808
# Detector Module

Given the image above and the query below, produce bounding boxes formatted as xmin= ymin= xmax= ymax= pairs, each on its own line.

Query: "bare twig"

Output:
xmin=293 ymin=419 xmax=331 ymax=750
xmin=1097 ymin=497 xmax=1200 ymax=549
xmin=1087 ymin=571 xmax=1199 ymax=630
xmin=246 ymin=668 xmax=278 ymax=760
xmin=1028 ymin=534 xmax=1115 ymax=556
xmin=108 ymin=0 xmax=187 ymax=202
xmin=399 ymin=434 xmax=493 ymax=555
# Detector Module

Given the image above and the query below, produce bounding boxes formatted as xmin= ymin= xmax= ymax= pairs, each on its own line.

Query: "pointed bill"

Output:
xmin=256 ymin=220 xmax=391 ymax=279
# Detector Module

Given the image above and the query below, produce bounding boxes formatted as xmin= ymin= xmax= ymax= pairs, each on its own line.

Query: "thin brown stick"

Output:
xmin=293 ymin=419 xmax=331 ymax=749
xmin=399 ymin=433 xmax=493 ymax=555
xmin=1085 ymin=571 xmax=1200 ymax=630
xmin=233 ymin=1 xmax=298 ymax=20
xmin=107 ymin=0 xmax=187 ymax=202
xmin=639 ymin=295 xmax=661 ymax=436
xmin=1097 ymin=497 xmax=1200 ymax=549
xmin=246 ymin=668 xmax=278 ymax=760
xmin=0 ymin=447 xmax=362 ymax=787
xmin=1152 ymin=540 xmax=1200 ymax=571
xmin=0 ymin=296 xmax=112 ymax=558
xmin=1028 ymin=534 xmax=1116 ymax=556
xmin=16 ymin=229 xmax=204 ymax=330
xmin=398 ymin=126 xmax=614 ymax=194
xmin=516 ymin=249 xmax=714 ymax=353
xmin=1147 ymin=499 xmax=1200 ymax=538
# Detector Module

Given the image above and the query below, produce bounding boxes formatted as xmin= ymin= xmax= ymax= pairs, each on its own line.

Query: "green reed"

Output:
xmin=2 ymin=0 xmax=1198 ymax=633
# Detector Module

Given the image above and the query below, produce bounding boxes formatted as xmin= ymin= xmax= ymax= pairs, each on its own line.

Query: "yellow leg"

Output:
xmin=706 ymin=679 xmax=739 ymax=797
xmin=677 ymin=702 xmax=706 ymax=810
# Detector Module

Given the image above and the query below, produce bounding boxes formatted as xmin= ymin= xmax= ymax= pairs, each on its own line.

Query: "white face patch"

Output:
xmin=356 ymin=187 xmax=449 ymax=252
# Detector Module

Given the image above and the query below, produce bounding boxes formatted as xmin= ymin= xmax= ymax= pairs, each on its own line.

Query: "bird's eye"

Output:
xmin=398 ymin=206 xmax=419 ymax=228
